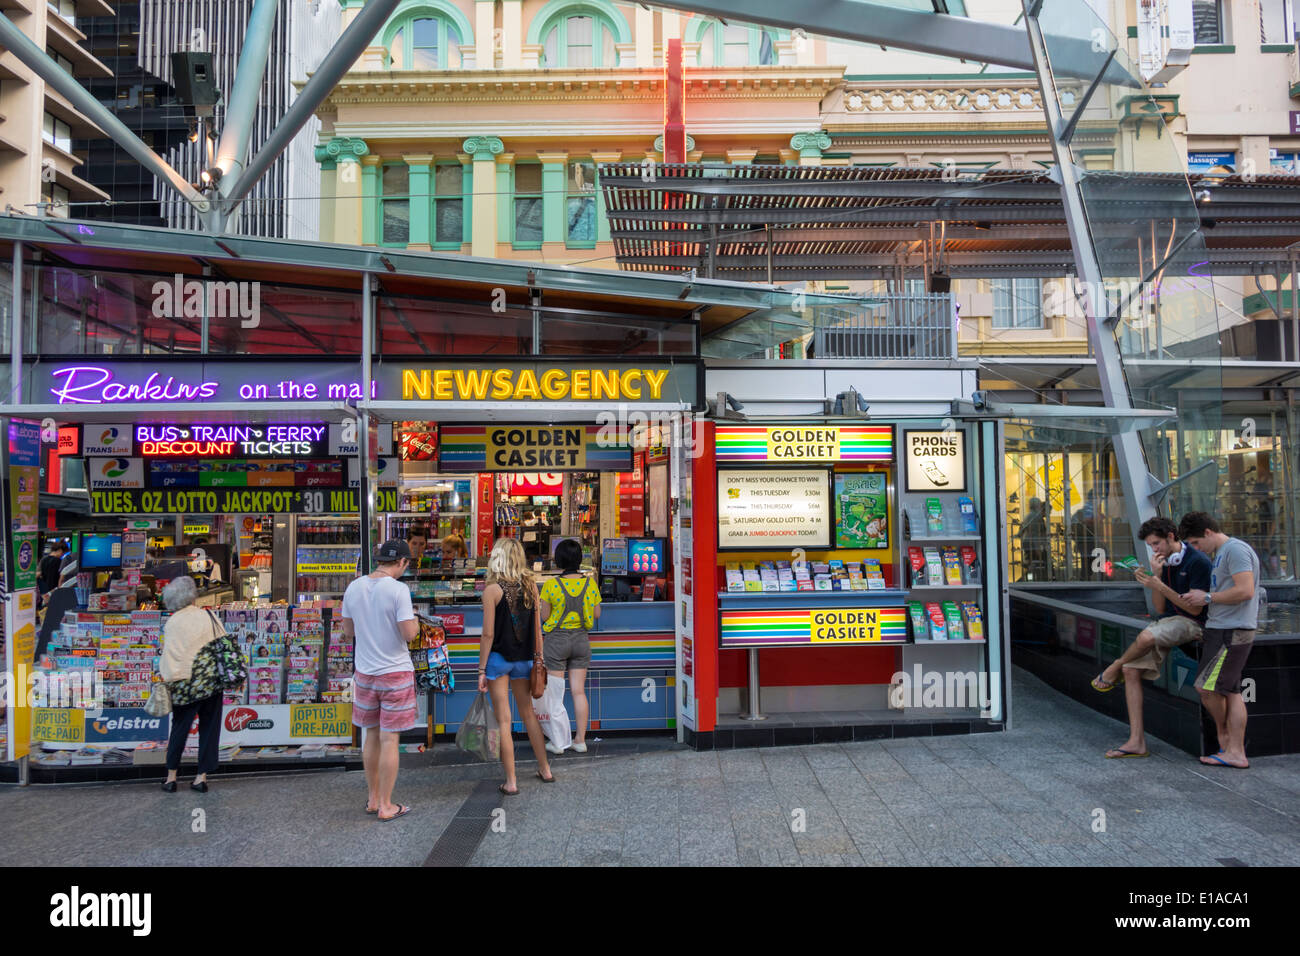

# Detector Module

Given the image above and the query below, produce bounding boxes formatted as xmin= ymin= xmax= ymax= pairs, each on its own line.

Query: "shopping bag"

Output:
xmin=143 ymin=678 xmax=172 ymax=717
xmin=455 ymin=691 xmax=500 ymax=761
xmin=533 ymin=675 xmax=572 ymax=751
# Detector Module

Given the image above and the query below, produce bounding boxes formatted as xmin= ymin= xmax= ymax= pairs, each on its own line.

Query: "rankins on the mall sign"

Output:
xmin=400 ymin=364 xmax=679 ymax=403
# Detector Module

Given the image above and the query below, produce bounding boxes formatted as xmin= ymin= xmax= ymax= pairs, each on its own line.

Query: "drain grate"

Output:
xmin=423 ymin=780 xmax=501 ymax=867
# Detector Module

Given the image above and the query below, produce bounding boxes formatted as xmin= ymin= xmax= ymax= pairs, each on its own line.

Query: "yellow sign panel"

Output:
xmin=401 ymin=367 xmax=671 ymax=402
xmin=32 ymin=708 xmax=86 ymax=744
xmin=486 ymin=426 xmax=587 ymax=470
xmin=183 ymin=524 xmax=211 ymax=535
xmin=290 ymin=703 xmax=353 ymax=739
xmin=766 ymin=427 xmax=840 ymax=462
xmin=809 ymin=608 xmax=882 ymax=643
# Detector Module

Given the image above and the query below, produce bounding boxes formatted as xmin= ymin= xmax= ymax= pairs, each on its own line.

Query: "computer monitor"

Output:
xmin=627 ymin=538 xmax=664 ymax=575
xmin=549 ymin=535 xmax=581 ymax=559
xmin=81 ymin=534 xmax=123 ymax=569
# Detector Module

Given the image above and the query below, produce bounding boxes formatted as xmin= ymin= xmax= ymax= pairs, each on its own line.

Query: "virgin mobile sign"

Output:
xmin=33 ymin=360 xmax=700 ymax=407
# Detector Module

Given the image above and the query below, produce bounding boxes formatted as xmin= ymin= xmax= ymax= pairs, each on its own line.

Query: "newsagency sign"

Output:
xmin=32 ymin=359 xmax=700 ymax=408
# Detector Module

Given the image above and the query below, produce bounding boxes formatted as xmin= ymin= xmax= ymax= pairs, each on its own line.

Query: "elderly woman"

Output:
xmin=159 ymin=576 xmax=226 ymax=793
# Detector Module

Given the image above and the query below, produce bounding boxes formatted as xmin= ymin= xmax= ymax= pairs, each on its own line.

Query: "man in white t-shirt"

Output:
xmin=340 ymin=540 xmax=418 ymax=821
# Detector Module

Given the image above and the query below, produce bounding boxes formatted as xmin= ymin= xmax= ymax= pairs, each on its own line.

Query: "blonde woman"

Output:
xmin=477 ymin=538 xmax=555 ymax=794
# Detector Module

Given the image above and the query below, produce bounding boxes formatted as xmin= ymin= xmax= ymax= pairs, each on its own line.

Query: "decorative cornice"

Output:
xmin=319 ymin=66 xmax=844 ymax=106
xmin=790 ymin=130 xmax=831 ymax=154
xmin=462 ymin=135 xmax=505 ymax=160
xmin=654 ymin=134 xmax=695 ymax=153
xmin=837 ymin=85 xmax=1043 ymax=115
xmin=314 ymin=136 xmax=369 ymax=165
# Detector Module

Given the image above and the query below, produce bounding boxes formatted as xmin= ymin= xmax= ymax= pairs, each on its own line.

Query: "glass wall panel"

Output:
xmin=1035 ymin=0 xmax=1224 ymax=554
xmin=377 ymin=295 xmax=533 ymax=355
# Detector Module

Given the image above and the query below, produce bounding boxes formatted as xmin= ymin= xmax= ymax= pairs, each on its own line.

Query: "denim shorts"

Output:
xmin=484 ymin=651 xmax=533 ymax=680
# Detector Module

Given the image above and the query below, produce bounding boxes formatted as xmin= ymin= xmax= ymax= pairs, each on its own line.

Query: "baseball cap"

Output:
xmin=376 ymin=539 xmax=412 ymax=562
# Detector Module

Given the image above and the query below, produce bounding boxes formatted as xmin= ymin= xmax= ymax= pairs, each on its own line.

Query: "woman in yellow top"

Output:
xmin=539 ymin=539 xmax=601 ymax=753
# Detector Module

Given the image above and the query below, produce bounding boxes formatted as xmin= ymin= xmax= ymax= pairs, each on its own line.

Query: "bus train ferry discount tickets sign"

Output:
xmin=720 ymin=606 xmax=908 ymax=648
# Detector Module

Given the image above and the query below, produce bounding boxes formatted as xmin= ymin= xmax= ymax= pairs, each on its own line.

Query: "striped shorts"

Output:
xmin=352 ymin=670 xmax=418 ymax=732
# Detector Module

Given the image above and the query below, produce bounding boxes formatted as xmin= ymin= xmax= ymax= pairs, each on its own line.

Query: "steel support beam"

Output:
xmin=0 ymin=13 xmax=206 ymax=212
xmin=213 ymin=0 xmax=280 ymax=189
xmin=1022 ymin=2 xmax=1159 ymax=604
xmin=220 ymin=0 xmax=403 ymax=218
xmin=651 ymin=0 xmax=1137 ymax=81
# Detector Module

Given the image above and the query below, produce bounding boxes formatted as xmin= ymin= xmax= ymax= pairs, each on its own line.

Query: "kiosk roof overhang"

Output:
xmin=0 ymin=215 xmax=802 ymax=330
xmin=601 ymin=164 xmax=1300 ymax=280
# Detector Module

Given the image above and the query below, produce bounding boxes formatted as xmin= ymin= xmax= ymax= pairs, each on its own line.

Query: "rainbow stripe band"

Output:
xmin=438 ymin=424 xmax=631 ymax=472
xmin=720 ymin=606 xmax=909 ymax=648
xmin=444 ymin=634 xmax=675 ymax=669
xmin=715 ymin=425 xmax=893 ymax=462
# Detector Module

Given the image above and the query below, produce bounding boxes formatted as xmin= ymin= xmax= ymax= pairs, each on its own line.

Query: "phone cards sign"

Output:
xmin=903 ymin=429 xmax=966 ymax=492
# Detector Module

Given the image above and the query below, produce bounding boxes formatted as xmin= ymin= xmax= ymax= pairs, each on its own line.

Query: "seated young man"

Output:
xmin=1091 ymin=517 xmax=1211 ymax=758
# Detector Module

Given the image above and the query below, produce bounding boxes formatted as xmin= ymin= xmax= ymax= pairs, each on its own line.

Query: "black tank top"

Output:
xmin=492 ymin=585 xmax=536 ymax=662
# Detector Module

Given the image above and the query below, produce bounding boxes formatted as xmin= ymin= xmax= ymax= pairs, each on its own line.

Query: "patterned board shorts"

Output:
xmin=1195 ymin=628 xmax=1256 ymax=695
xmin=352 ymin=670 xmax=418 ymax=732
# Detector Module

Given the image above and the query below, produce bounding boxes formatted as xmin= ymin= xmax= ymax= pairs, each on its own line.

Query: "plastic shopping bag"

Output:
xmin=533 ymin=675 xmax=572 ymax=752
xmin=455 ymin=691 xmax=500 ymax=761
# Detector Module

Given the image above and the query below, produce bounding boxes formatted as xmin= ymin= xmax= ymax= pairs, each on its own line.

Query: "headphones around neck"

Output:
xmin=1165 ymin=544 xmax=1185 ymax=567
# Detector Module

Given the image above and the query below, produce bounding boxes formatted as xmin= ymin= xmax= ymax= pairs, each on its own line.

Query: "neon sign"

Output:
xmin=50 ymin=366 xmax=218 ymax=405
xmin=136 ymin=424 xmax=328 ymax=458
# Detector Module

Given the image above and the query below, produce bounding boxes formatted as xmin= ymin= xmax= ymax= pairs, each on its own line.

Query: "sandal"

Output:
xmin=364 ymin=805 xmax=378 ymax=814
xmin=378 ymin=804 xmax=411 ymax=822
xmin=1091 ymin=672 xmax=1123 ymax=693
xmin=499 ymin=784 xmax=520 ymax=796
xmin=536 ymin=771 xmax=556 ymax=783
xmin=1104 ymin=747 xmax=1149 ymax=759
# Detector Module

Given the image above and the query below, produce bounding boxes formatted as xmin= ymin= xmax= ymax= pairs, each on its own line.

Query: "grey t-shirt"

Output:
xmin=1207 ymin=537 xmax=1260 ymax=630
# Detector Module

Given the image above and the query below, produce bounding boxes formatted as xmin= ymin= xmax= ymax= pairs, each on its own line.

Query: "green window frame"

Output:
xmin=513 ymin=162 xmax=544 ymax=248
xmin=384 ymin=3 xmax=470 ymax=70
xmin=565 ymin=159 xmax=597 ymax=247
xmin=380 ymin=163 xmax=410 ymax=247
xmin=692 ymin=20 xmax=779 ymax=66
xmin=432 ymin=162 xmax=466 ymax=248
xmin=541 ymin=13 xmax=619 ymax=67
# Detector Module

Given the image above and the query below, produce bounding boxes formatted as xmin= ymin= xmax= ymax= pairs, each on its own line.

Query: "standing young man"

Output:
xmin=1179 ymin=512 xmax=1261 ymax=770
xmin=341 ymin=540 xmax=419 ymax=819
xmin=1092 ymin=517 xmax=1211 ymax=758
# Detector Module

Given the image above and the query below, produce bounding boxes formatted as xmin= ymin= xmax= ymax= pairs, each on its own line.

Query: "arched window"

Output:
xmin=530 ymin=1 xmax=630 ymax=68
xmin=382 ymin=2 xmax=473 ymax=70
xmin=691 ymin=20 xmax=779 ymax=66
xmin=391 ymin=16 xmax=462 ymax=68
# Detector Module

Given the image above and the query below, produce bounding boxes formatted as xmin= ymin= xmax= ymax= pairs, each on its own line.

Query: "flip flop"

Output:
xmin=378 ymin=805 xmax=411 ymax=821
xmin=1105 ymin=748 xmax=1149 ymax=759
xmin=499 ymin=784 xmax=520 ymax=796
xmin=364 ymin=805 xmax=378 ymax=814
xmin=1091 ymin=673 xmax=1123 ymax=693
xmin=536 ymin=771 xmax=556 ymax=783
xmin=1200 ymin=754 xmax=1249 ymax=770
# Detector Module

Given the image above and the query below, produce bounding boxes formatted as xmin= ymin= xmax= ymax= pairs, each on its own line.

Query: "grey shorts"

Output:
xmin=1125 ymin=615 xmax=1203 ymax=680
xmin=543 ymin=628 xmax=591 ymax=671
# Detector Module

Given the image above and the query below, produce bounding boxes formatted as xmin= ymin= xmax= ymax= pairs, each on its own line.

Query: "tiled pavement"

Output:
xmin=2 ymin=667 xmax=1297 ymax=866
